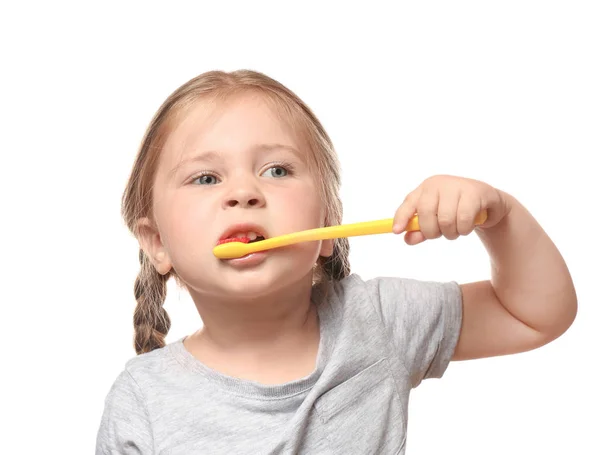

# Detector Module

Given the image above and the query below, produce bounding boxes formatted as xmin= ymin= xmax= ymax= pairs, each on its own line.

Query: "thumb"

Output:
xmin=404 ymin=231 xmax=426 ymax=245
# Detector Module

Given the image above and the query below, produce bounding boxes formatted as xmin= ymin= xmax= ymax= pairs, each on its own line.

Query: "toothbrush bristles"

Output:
xmin=217 ymin=237 xmax=250 ymax=245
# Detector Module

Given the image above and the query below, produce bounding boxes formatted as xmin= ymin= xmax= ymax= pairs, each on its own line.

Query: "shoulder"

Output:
xmin=314 ymin=274 xmax=462 ymax=387
xmin=98 ymin=338 xmax=187 ymax=408
xmin=317 ymin=272 xmax=460 ymax=309
xmin=100 ymin=338 xmax=186 ymax=419
xmin=317 ymin=273 xmax=462 ymax=349
xmin=97 ymin=356 xmax=161 ymax=454
xmin=332 ymin=274 xmax=462 ymax=387
xmin=101 ymin=343 xmax=172 ymax=401
xmin=121 ymin=338 xmax=183 ymax=386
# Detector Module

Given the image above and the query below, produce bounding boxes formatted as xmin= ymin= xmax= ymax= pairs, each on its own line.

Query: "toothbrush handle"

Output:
xmin=304 ymin=209 xmax=487 ymax=240
xmin=255 ymin=219 xmax=393 ymax=250
xmin=271 ymin=209 xmax=487 ymax=246
xmin=309 ymin=218 xmax=395 ymax=239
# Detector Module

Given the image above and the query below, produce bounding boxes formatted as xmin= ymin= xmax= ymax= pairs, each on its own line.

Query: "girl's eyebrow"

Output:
xmin=167 ymin=151 xmax=221 ymax=179
xmin=168 ymin=143 xmax=303 ymax=177
xmin=254 ymin=143 xmax=305 ymax=163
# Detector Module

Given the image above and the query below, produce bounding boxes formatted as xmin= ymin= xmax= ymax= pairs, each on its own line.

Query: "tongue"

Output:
xmin=216 ymin=236 xmax=250 ymax=246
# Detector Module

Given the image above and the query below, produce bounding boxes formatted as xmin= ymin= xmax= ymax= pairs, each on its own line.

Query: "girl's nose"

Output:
xmin=225 ymin=194 xmax=263 ymax=208
xmin=223 ymin=184 xmax=266 ymax=209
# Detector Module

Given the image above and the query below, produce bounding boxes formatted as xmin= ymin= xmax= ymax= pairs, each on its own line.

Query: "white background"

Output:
xmin=2 ymin=1 xmax=598 ymax=453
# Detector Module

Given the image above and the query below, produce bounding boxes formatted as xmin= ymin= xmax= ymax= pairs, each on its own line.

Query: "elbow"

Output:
xmin=561 ymin=292 xmax=578 ymax=334
xmin=560 ymin=284 xmax=578 ymax=332
xmin=541 ymin=291 xmax=578 ymax=344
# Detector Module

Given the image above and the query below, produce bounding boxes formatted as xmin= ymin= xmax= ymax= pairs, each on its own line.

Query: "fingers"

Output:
xmin=404 ymin=230 xmax=425 ymax=245
xmin=457 ymin=195 xmax=481 ymax=236
xmin=395 ymin=176 xmax=496 ymax=246
xmin=417 ymin=187 xmax=441 ymax=240
xmin=396 ymin=187 xmax=482 ymax=243
xmin=437 ymin=190 xmax=459 ymax=240
xmin=392 ymin=189 xmax=420 ymax=234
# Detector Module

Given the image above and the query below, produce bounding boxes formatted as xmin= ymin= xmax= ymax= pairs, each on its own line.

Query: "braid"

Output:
xmin=133 ymin=248 xmax=171 ymax=354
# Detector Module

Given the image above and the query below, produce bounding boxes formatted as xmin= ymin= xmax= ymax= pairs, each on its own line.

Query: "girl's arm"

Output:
xmin=453 ymin=192 xmax=577 ymax=360
xmin=392 ymin=175 xmax=577 ymax=361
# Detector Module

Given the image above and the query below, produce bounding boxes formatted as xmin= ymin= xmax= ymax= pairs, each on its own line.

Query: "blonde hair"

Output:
xmin=121 ymin=70 xmax=350 ymax=355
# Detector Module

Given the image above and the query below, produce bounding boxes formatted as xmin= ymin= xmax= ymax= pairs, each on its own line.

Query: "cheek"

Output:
xmin=276 ymin=188 xmax=324 ymax=229
xmin=158 ymin=195 xmax=214 ymax=249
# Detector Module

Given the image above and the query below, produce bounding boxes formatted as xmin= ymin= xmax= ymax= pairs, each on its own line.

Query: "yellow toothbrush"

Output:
xmin=213 ymin=210 xmax=488 ymax=259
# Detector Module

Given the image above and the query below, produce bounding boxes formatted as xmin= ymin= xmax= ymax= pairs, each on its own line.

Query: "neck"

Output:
xmin=188 ymin=272 xmax=317 ymax=353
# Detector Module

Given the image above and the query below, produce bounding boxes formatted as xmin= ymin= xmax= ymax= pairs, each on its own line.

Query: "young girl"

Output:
xmin=96 ymin=70 xmax=577 ymax=454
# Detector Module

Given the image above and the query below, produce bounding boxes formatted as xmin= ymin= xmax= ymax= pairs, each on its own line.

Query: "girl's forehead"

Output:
xmin=160 ymin=94 xmax=309 ymax=166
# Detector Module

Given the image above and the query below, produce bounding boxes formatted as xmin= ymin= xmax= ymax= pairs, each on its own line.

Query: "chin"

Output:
xmin=181 ymin=250 xmax=318 ymax=300
xmin=220 ymin=265 xmax=313 ymax=301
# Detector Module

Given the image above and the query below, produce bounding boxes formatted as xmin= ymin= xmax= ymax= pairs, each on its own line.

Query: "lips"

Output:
xmin=216 ymin=223 xmax=268 ymax=246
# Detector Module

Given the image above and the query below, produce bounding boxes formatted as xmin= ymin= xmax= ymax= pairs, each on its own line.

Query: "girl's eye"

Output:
xmin=192 ymin=174 xmax=219 ymax=185
xmin=191 ymin=163 xmax=292 ymax=185
xmin=263 ymin=166 xmax=288 ymax=178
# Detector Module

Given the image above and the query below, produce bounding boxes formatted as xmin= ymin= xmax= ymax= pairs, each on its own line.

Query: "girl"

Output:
xmin=96 ymin=70 xmax=577 ymax=454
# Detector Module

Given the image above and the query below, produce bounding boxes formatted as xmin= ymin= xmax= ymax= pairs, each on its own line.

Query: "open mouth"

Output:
xmin=216 ymin=233 xmax=266 ymax=246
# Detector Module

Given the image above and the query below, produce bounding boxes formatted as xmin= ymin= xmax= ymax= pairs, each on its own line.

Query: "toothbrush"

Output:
xmin=213 ymin=210 xmax=488 ymax=259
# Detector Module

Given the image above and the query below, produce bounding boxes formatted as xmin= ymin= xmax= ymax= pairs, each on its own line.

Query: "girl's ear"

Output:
xmin=319 ymin=239 xmax=334 ymax=258
xmin=319 ymin=211 xmax=334 ymax=257
xmin=136 ymin=217 xmax=173 ymax=275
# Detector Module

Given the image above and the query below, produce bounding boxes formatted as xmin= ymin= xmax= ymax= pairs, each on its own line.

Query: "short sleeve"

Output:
xmin=96 ymin=369 xmax=154 ymax=455
xmin=364 ymin=276 xmax=463 ymax=388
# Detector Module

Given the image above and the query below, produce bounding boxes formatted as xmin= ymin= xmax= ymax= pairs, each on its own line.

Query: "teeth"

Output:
xmin=229 ymin=231 xmax=261 ymax=240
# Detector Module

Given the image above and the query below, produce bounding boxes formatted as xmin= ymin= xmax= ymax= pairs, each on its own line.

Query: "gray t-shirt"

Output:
xmin=96 ymin=273 xmax=462 ymax=454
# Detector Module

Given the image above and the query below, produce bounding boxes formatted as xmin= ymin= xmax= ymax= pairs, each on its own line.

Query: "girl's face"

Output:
xmin=141 ymin=92 xmax=333 ymax=301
